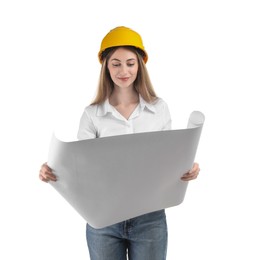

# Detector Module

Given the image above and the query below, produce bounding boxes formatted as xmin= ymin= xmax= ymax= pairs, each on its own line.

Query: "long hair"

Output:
xmin=91 ymin=46 xmax=157 ymax=105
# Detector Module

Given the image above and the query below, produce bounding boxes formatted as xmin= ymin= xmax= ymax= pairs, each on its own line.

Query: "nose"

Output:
xmin=118 ymin=64 xmax=128 ymax=75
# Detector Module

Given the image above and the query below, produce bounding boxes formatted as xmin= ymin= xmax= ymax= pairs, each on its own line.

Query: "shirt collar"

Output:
xmin=139 ymin=95 xmax=156 ymax=113
xmin=96 ymin=99 xmax=113 ymax=117
xmin=96 ymin=95 xmax=156 ymax=117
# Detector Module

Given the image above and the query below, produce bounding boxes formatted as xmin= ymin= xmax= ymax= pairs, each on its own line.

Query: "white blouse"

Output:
xmin=77 ymin=96 xmax=172 ymax=140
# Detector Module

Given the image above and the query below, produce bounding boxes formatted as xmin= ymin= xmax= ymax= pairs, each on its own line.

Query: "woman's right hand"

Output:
xmin=39 ymin=162 xmax=57 ymax=182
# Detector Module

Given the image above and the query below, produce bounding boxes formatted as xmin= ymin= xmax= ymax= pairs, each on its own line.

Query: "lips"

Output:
xmin=118 ymin=77 xmax=129 ymax=81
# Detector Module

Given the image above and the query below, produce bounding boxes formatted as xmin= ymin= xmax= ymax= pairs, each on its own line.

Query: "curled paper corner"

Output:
xmin=50 ymin=131 xmax=61 ymax=144
xmin=187 ymin=111 xmax=205 ymax=128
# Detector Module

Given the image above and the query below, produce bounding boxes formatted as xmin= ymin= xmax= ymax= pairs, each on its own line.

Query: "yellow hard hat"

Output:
xmin=98 ymin=26 xmax=148 ymax=64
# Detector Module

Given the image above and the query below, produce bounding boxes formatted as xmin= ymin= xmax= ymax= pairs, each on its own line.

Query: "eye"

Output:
xmin=112 ymin=63 xmax=121 ymax=67
xmin=127 ymin=63 xmax=135 ymax=67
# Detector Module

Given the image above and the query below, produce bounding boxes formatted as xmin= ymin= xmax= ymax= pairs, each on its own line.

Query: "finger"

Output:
xmin=45 ymin=172 xmax=57 ymax=181
xmin=42 ymin=162 xmax=52 ymax=173
xmin=188 ymin=170 xmax=200 ymax=179
xmin=40 ymin=163 xmax=55 ymax=177
xmin=39 ymin=174 xmax=57 ymax=182
xmin=182 ymin=171 xmax=197 ymax=178
xmin=189 ymin=162 xmax=199 ymax=173
xmin=181 ymin=174 xmax=197 ymax=181
xmin=181 ymin=169 xmax=200 ymax=181
xmin=39 ymin=173 xmax=49 ymax=182
xmin=39 ymin=169 xmax=57 ymax=182
xmin=182 ymin=176 xmax=197 ymax=181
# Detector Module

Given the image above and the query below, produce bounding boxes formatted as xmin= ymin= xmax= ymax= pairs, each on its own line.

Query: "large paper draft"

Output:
xmin=48 ymin=111 xmax=205 ymax=228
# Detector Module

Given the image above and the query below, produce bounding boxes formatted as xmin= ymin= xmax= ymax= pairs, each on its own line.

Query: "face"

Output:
xmin=107 ymin=47 xmax=139 ymax=89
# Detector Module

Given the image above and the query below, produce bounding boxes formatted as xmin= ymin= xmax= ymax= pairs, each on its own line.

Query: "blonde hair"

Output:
xmin=91 ymin=46 xmax=157 ymax=105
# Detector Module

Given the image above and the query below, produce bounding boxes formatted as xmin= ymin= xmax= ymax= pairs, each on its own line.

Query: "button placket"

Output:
xmin=127 ymin=120 xmax=134 ymax=134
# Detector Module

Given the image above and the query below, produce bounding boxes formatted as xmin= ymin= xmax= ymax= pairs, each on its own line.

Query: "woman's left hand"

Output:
xmin=181 ymin=162 xmax=200 ymax=181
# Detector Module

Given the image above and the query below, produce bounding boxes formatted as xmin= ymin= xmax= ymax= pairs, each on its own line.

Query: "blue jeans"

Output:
xmin=86 ymin=209 xmax=167 ymax=260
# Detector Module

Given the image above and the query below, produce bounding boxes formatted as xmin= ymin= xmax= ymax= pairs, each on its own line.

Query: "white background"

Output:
xmin=1 ymin=0 xmax=253 ymax=259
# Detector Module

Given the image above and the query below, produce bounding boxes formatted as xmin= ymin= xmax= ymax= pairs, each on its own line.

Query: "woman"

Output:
xmin=39 ymin=26 xmax=200 ymax=260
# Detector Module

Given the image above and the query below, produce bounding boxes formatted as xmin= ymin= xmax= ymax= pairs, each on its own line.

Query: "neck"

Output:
xmin=110 ymin=85 xmax=139 ymax=106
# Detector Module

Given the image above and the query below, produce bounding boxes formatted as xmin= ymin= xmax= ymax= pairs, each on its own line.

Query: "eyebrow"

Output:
xmin=111 ymin=58 xmax=136 ymax=62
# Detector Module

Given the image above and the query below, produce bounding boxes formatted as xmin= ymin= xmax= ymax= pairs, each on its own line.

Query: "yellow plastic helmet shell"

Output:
xmin=98 ymin=26 xmax=148 ymax=64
